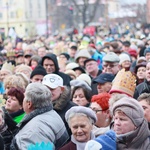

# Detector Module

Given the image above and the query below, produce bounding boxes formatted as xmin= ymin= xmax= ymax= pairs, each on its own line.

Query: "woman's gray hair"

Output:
xmin=67 ymin=112 xmax=94 ymax=128
xmin=24 ymin=82 xmax=52 ymax=109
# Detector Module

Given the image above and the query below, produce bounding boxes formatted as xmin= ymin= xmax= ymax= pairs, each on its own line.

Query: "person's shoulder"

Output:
xmin=59 ymin=141 xmax=76 ymax=150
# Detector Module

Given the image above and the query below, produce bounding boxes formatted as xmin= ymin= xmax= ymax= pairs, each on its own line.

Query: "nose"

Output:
xmin=114 ymin=118 xmax=120 ymax=126
xmin=77 ymin=127 xmax=82 ymax=133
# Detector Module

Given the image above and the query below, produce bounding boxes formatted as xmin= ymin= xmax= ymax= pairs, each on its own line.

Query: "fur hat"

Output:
xmin=30 ymin=65 xmax=47 ymax=79
xmin=112 ymin=97 xmax=144 ymax=127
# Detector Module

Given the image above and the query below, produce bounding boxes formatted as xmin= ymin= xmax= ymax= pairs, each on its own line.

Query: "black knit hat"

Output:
xmin=30 ymin=65 xmax=47 ymax=79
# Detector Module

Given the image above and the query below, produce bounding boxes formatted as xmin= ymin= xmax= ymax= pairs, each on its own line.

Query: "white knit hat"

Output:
xmin=119 ymin=53 xmax=131 ymax=65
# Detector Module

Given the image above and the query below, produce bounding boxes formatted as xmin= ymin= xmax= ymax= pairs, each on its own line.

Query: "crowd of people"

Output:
xmin=0 ymin=22 xmax=150 ymax=149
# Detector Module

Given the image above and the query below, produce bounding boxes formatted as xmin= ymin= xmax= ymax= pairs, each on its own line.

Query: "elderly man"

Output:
xmin=10 ymin=82 xmax=69 ymax=150
xmin=93 ymin=73 xmax=115 ymax=94
xmin=102 ymin=52 xmax=120 ymax=75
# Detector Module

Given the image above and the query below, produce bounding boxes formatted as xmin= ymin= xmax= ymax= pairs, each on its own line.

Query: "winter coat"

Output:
xmin=117 ymin=120 xmax=150 ymax=150
xmin=53 ymin=86 xmax=77 ymax=136
xmin=59 ymin=141 xmax=76 ymax=150
xmin=40 ymin=53 xmax=71 ymax=86
xmin=133 ymin=79 xmax=150 ymax=99
xmin=10 ymin=106 xmax=69 ymax=150
xmin=0 ymin=107 xmax=25 ymax=150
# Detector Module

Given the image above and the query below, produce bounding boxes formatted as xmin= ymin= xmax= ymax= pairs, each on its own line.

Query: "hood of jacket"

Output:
xmin=41 ymin=53 xmax=59 ymax=73
xmin=53 ymin=86 xmax=70 ymax=111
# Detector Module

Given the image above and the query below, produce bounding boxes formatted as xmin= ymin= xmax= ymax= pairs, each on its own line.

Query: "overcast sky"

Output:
xmin=120 ymin=0 xmax=146 ymax=4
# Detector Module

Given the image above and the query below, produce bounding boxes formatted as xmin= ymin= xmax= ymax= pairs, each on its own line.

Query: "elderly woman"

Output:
xmin=112 ymin=97 xmax=150 ymax=149
xmin=59 ymin=106 xmax=97 ymax=150
xmin=90 ymin=93 xmax=112 ymax=136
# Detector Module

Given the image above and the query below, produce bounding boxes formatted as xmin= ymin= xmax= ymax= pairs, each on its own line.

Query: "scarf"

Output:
xmin=71 ymin=132 xmax=95 ymax=150
xmin=18 ymin=105 xmax=53 ymax=129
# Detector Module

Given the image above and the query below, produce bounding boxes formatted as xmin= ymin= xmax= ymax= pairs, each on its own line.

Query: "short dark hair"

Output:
xmin=8 ymin=87 xmax=25 ymax=105
xmin=70 ymin=46 xmax=77 ymax=51
xmin=71 ymin=86 xmax=92 ymax=103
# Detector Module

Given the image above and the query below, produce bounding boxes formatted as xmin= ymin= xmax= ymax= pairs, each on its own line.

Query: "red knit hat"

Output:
xmin=128 ymin=49 xmax=137 ymax=58
xmin=91 ymin=93 xmax=111 ymax=110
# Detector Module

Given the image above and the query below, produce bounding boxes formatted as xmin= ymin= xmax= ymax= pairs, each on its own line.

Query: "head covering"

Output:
xmin=128 ymin=49 xmax=137 ymax=58
xmin=136 ymin=56 xmax=146 ymax=65
xmin=30 ymin=65 xmax=47 ymax=79
xmin=70 ymin=79 xmax=91 ymax=91
xmin=59 ymin=53 xmax=70 ymax=60
xmin=65 ymin=62 xmax=79 ymax=70
xmin=109 ymin=69 xmax=136 ymax=97
xmin=119 ymin=53 xmax=131 ymax=65
xmin=95 ymin=130 xmax=116 ymax=150
xmin=103 ymin=52 xmax=120 ymax=63
xmin=75 ymin=49 xmax=91 ymax=62
xmin=65 ymin=106 xmax=97 ymax=123
xmin=93 ymin=73 xmax=115 ymax=84
xmin=112 ymin=97 xmax=144 ymax=127
xmin=73 ymin=66 xmax=86 ymax=74
xmin=91 ymin=93 xmax=111 ymax=110
xmin=134 ymin=62 xmax=146 ymax=74
xmin=77 ymin=73 xmax=92 ymax=86
xmin=84 ymin=58 xmax=97 ymax=67
xmin=42 ymin=74 xmax=63 ymax=89
xmin=144 ymin=47 xmax=150 ymax=56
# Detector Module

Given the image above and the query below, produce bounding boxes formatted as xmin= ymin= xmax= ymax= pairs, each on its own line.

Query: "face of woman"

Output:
xmin=113 ymin=111 xmax=136 ymax=135
xmin=90 ymin=102 xmax=108 ymax=127
xmin=72 ymin=88 xmax=89 ymax=106
xmin=137 ymin=66 xmax=146 ymax=79
xmin=121 ymin=60 xmax=131 ymax=69
xmin=69 ymin=115 xmax=93 ymax=142
xmin=5 ymin=95 xmax=22 ymax=113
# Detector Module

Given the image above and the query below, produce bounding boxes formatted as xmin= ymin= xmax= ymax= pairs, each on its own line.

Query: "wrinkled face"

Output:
xmin=103 ymin=62 xmax=120 ymax=75
xmin=5 ymin=95 xmax=22 ymax=113
xmin=90 ymin=102 xmax=107 ymax=127
xmin=43 ymin=58 xmax=55 ymax=74
xmin=113 ymin=111 xmax=136 ymax=135
xmin=97 ymin=82 xmax=112 ymax=94
xmin=48 ymin=86 xmax=62 ymax=101
xmin=31 ymin=75 xmax=44 ymax=83
xmin=70 ymin=115 xmax=93 ymax=142
xmin=137 ymin=66 xmax=146 ymax=79
xmin=121 ymin=60 xmax=131 ymax=69
xmin=139 ymin=100 xmax=150 ymax=122
xmin=78 ymin=57 xmax=88 ymax=67
xmin=146 ymin=62 xmax=150 ymax=82
xmin=72 ymin=88 xmax=89 ymax=106
xmin=85 ymin=61 xmax=98 ymax=74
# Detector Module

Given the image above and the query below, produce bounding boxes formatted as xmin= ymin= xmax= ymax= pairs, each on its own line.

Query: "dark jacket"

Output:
xmin=40 ymin=53 xmax=71 ymax=86
xmin=59 ymin=141 xmax=76 ymax=150
xmin=133 ymin=79 xmax=150 ymax=99
xmin=53 ymin=86 xmax=77 ymax=137
xmin=0 ymin=107 xmax=24 ymax=150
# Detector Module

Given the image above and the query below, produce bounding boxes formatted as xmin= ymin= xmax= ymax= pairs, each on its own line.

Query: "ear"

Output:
xmin=27 ymin=101 xmax=33 ymax=110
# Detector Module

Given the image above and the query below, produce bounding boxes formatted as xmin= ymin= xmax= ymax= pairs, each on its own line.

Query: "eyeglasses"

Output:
xmin=90 ymin=107 xmax=107 ymax=113
xmin=103 ymin=63 xmax=118 ymax=68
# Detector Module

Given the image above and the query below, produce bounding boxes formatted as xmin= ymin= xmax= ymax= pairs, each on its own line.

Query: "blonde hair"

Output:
xmin=4 ymin=75 xmax=26 ymax=90
xmin=15 ymin=64 xmax=32 ymax=79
